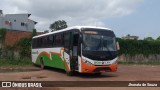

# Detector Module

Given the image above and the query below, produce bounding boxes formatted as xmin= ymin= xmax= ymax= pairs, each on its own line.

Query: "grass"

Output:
xmin=119 ymin=61 xmax=160 ymax=65
xmin=0 ymin=58 xmax=33 ymax=66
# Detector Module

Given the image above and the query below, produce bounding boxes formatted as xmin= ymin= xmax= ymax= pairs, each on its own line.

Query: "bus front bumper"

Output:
xmin=81 ymin=60 xmax=118 ymax=73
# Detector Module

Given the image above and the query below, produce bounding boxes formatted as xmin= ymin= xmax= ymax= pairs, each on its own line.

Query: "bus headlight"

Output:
xmin=112 ymin=60 xmax=118 ymax=64
xmin=85 ymin=60 xmax=92 ymax=66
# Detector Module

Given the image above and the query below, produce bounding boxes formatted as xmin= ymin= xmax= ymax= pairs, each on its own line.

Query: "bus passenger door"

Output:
xmin=64 ymin=32 xmax=73 ymax=72
xmin=64 ymin=31 xmax=79 ymax=72
xmin=72 ymin=31 xmax=79 ymax=71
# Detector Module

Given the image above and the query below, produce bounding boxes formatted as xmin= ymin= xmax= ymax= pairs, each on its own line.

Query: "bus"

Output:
xmin=32 ymin=26 xmax=119 ymax=75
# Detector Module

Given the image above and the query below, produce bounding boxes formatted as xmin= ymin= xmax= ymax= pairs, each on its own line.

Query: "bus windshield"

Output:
xmin=83 ymin=34 xmax=116 ymax=51
xmin=81 ymin=29 xmax=117 ymax=60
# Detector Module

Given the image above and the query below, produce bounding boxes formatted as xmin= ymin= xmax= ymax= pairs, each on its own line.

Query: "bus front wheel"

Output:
xmin=95 ymin=73 xmax=101 ymax=76
xmin=66 ymin=71 xmax=74 ymax=76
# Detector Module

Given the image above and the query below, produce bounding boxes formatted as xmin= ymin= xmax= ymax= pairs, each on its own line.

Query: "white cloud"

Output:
xmin=0 ymin=0 xmax=143 ymax=31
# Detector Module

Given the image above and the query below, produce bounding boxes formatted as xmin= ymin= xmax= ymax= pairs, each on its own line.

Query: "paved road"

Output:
xmin=0 ymin=65 xmax=160 ymax=90
xmin=0 ymin=65 xmax=160 ymax=81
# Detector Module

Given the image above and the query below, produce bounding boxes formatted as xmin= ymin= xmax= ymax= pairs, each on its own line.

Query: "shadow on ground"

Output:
xmin=35 ymin=65 xmax=118 ymax=78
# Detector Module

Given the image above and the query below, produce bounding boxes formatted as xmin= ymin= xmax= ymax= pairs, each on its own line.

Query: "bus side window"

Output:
xmin=52 ymin=35 xmax=55 ymax=47
xmin=55 ymin=33 xmax=64 ymax=47
xmin=55 ymin=34 xmax=60 ymax=47
xmin=48 ymin=35 xmax=53 ymax=47
xmin=37 ymin=38 xmax=41 ymax=48
xmin=32 ymin=39 xmax=35 ymax=48
xmin=64 ymin=32 xmax=70 ymax=53
xmin=39 ymin=38 xmax=42 ymax=48
xmin=42 ymin=36 xmax=47 ymax=48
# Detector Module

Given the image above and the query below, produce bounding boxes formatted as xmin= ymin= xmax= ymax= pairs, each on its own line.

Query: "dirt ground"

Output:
xmin=0 ymin=65 xmax=160 ymax=90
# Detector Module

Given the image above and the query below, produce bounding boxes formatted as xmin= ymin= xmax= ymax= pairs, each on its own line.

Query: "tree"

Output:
xmin=44 ymin=30 xmax=49 ymax=33
xmin=144 ymin=37 xmax=154 ymax=41
xmin=156 ymin=36 xmax=160 ymax=41
xmin=0 ymin=28 xmax=7 ymax=40
xmin=17 ymin=38 xmax=31 ymax=58
xmin=49 ymin=20 xmax=67 ymax=32
xmin=31 ymin=29 xmax=37 ymax=38
xmin=0 ymin=28 xmax=7 ymax=57
xmin=17 ymin=29 xmax=37 ymax=59
xmin=0 ymin=28 xmax=7 ymax=48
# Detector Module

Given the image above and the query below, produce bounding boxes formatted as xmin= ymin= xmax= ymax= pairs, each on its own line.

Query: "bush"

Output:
xmin=0 ymin=58 xmax=33 ymax=66
xmin=17 ymin=38 xmax=32 ymax=59
xmin=117 ymin=39 xmax=160 ymax=56
xmin=16 ymin=29 xmax=37 ymax=59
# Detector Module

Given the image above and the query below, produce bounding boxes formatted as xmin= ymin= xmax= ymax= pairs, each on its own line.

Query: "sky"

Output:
xmin=0 ymin=0 xmax=160 ymax=39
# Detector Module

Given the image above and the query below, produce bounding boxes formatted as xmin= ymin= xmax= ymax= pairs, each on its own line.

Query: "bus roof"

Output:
xmin=33 ymin=26 xmax=112 ymax=38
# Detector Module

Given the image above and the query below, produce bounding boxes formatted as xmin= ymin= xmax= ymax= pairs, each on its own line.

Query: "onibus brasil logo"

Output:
xmin=1 ymin=82 xmax=42 ymax=87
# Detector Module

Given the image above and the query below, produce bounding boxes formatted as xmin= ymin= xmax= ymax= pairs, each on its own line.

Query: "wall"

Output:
xmin=4 ymin=30 xmax=32 ymax=46
xmin=118 ymin=54 xmax=160 ymax=63
xmin=0 ymin=30 xmax=44 ymax=58
xmin=4 ymin=30 xmax=44 ymax=46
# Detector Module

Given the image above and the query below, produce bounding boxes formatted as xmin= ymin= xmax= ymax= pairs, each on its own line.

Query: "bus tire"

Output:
xmin=40 ymin=58 xmax=44 ymax=70
xmin=95 ymin=73 xmax=101 ymax=76
xmin=66 ymin=71 xmax=74 ymax=76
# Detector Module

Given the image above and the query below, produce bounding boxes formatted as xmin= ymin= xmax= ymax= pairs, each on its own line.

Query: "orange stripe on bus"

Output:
xmin=81 ymin=59 xmax=118 ymax=73
xmin=64 ymin=60 xmax=70 ymax=71
xmin=38 ymin=51 xmax=50 ymax=59
xmin=50 ymin=52 xmax=61 ymax=57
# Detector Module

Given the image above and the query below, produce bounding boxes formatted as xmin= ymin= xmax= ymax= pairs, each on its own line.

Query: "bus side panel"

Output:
xmin=32 ymin=48 xmax=65 ymax=70
xmin=32 ymin=49 xmax=38 ymax=63
xmin=78 ymin=56 xmax=82 ymax=72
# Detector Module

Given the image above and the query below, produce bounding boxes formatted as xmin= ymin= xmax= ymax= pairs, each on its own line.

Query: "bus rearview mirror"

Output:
xmin=116 ymin=42 xmax=120 ymax=50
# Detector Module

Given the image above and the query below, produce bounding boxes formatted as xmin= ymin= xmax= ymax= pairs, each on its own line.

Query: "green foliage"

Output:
xmin=0 ymin=28 xmax=7 ymax=40
xmin=0 ymin=58 xmax=32 ymax=66
xmin=17 ymin=29 xmax=37 ymax=59
xmin=144 ymin=37 xmax=154 ymax=41
xmin=44 ymin=30 xmax=49 ymax=33
xmin=156 ymin=36 xmax=160 ymax=41
xmin=0 ymin=28 xmax=7 ymax=57
xmin=31 ymin=29 xmax=37 ymax=37
xmin=17 ymin=38 xmax=31 ymax=58
xmin=117 ymin=38 xmax=160 ymax=56
xmin=50 ymin=20 xmax=68 ymax=32
xmin=5 ymin=45 xmax=16 ymax=60
xmin=119 ymin=61 xmax=160 ymax=65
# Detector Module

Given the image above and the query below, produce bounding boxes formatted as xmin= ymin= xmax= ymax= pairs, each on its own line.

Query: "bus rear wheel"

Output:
xmin=40 ymin=59 xmax=44 ymax=69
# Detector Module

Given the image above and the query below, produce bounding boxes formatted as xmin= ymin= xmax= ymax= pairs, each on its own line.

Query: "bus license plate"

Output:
xmin=94 ymin=61 xmax=111 ymax=65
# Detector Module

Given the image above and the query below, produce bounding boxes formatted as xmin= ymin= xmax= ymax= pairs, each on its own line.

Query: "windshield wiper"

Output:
xmin=102 ymin=37 xmax=112 ymax=56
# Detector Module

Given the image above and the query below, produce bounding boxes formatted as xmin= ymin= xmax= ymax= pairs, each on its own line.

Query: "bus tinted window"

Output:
xmin=32 ymin=32 xmax=65 ymax=48
xmin=42 ymin=36 xmax=47 ymax=47
xmin=55 ymin=33 xmax=64 ymax=47
xmin=48 ymin=35 xmax=54 ymax=47
xmin=32 ymin=39 xmax=36 ymax=48
xmin=64 ymin=32 xmax=71 ymax=52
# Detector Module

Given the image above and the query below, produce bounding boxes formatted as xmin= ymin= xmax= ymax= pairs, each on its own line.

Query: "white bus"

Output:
xmin=32 ymin=26 xmax=119 ymax=75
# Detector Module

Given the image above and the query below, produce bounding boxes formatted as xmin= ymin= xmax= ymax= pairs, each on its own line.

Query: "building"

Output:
xmin=0 ymin=30 xmax=43 ymax=57
xmin=122 ymin=34 xmax=139 ymax=40
xmin=0 ymin=10 xmax=44 ymax=57
xmin=4 ymin=30 xmax=44 ymax=46
xmin=0 ymin=10 xmax=42 ymax=46
xmin=0 ymin=10 xmax=37 ymax=32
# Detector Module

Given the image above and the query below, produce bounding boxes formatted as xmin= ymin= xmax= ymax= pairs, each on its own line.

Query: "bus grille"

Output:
xmin=93 ymin=67 xmax=111 ymax=73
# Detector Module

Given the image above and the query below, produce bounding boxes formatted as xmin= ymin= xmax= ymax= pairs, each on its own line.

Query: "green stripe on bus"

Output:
xmin=36 ymin=54 xmax=65 ymax=70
